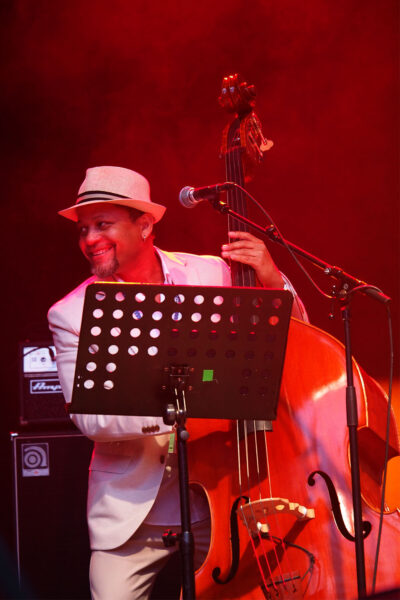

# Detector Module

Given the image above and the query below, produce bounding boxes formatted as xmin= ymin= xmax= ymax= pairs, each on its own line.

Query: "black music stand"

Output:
xmin=70 ymin=283 xmax=293 ymax=599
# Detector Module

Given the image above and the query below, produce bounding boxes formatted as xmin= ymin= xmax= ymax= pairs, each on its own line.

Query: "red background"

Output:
xmin=1 ymin=0 xmax=399 ymax=566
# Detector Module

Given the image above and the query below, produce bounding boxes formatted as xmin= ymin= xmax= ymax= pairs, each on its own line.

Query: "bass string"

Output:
xmin=235 ymin=421 xmax=279 ymax=590
xmin=252 ymin=421 xmax=263 ymax=500
xmin=226 ymin=137 xmax=254 ymax=288
xmin=260 ymin=425 xmax=299 ymax=592
xmin=236 ymin=421 xmax=293 ymax=590
xmin=246 ymin=425 xmax=290 ymax=593
xmin=237 ymin=421 xmax=279 ymax=593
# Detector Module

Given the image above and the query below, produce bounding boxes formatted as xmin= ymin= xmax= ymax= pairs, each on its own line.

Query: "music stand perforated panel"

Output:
xmin=70 ymin=283 xmax=292 ymax=421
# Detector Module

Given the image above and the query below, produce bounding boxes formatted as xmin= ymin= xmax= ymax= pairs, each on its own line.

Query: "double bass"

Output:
xmin=186 ymin=75 xmax=400 ymax=599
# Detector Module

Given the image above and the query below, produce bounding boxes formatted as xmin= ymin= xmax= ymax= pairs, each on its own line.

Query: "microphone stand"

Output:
xmin=210 ymin=198 xmax=391 ymax=599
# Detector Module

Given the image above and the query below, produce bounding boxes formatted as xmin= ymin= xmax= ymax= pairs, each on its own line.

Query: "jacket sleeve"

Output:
xmin=47 ymin=302 xmax=173 ymax=442
xmin=280 ymin=273 xmax=309 ymax=323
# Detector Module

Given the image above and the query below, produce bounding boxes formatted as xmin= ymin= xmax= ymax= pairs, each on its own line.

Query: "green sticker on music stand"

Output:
xmin=202 ymin=369 xmax=214 ymax=382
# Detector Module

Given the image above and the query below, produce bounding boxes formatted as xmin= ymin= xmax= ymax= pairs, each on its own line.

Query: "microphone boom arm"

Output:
xmin=210 ymin=198 xmax=390 ymax=305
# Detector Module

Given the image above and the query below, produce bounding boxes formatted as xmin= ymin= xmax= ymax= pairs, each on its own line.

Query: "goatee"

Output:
xmin=91 ymin=256 xmax=119 ymax=278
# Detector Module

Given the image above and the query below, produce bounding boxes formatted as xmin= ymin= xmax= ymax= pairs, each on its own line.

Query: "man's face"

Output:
xmin=77 ymin=203 xmax=145 ymax=278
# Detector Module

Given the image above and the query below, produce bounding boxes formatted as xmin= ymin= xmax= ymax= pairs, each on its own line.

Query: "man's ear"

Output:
xmin=138 ymin=213 xmax=154 ymax=240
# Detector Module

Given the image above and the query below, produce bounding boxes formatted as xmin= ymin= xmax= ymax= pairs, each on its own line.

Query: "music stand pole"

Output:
xmin=164 ymin=367 xmax=196 ymax=600
xmin=177 ymin=421 xmax=195 ymax=600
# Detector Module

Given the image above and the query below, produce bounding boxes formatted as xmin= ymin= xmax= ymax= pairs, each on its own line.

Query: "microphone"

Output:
xmin=179 ymin=182 xmax=233 ymax=208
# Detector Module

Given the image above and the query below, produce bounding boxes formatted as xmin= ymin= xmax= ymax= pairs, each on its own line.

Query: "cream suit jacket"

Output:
xmin=48 ymin=249 xmax=232 ymax=550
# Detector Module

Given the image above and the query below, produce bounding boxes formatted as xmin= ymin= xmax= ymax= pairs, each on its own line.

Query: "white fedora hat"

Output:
xmin=58 ymin=166 xmax=166 ymax=223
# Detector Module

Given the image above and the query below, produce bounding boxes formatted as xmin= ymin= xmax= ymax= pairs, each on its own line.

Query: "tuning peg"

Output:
xmin=245 ymin=84 xmax=256 ymax=98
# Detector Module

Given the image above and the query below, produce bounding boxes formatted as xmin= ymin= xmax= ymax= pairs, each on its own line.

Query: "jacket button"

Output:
xmin=142 ymin=426 xmax=148 ymax=433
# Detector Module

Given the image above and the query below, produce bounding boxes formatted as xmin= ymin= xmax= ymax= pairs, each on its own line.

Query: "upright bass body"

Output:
xmin=188 ymin=318 xmax=400 ymax=599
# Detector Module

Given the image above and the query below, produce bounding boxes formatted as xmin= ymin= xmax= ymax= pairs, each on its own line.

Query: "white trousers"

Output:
xmin=89 ymin=519 xmax=211 ymax=600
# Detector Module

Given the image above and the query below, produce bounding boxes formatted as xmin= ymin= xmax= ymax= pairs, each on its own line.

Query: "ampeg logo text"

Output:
xmin=22 ymin=443 xmax=50 ymax=477
xmin=30 ymin=379 xmax=62 ymax=394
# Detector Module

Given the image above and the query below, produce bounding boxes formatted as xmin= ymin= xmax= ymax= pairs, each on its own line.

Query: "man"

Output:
xmin=48 ymin=165 xmax=307 ymax=599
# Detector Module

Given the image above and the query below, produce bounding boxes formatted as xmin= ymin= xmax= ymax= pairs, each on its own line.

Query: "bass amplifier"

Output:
xmin=19 ymin=341 xmax=72 ymax=427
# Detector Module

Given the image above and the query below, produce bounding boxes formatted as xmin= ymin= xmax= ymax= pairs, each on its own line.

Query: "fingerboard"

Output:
xmin=225 ymin=121 xmax=256 ymax=288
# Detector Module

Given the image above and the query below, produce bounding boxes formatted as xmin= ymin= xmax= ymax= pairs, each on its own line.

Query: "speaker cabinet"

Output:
xmin=11 ymin=431 xmax=93 ymax=599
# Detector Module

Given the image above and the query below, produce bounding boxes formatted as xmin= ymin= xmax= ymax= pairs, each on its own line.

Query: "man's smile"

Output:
xmin=89 ymin=246 xmax=114 ymax=259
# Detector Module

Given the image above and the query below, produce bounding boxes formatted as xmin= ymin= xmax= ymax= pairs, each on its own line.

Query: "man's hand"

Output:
xmin=221 ymin=231 xmax=284 ymax=288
